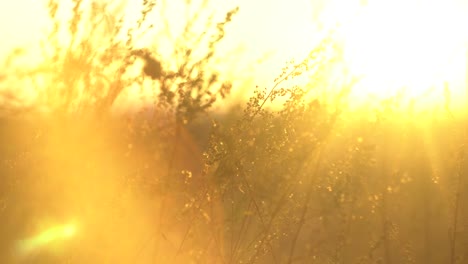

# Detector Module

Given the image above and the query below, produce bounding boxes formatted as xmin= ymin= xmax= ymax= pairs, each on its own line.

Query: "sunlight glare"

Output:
xmin=327 ymin=0 xmax=468 ymax=112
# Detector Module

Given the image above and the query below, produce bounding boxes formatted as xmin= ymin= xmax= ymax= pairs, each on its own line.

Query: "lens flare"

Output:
xmin=17 ymin=223 xmax=77 ymax=255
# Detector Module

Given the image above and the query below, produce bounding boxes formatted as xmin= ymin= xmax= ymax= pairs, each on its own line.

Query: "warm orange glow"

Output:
xmin=2 ymin=1 xmax=468 ymax=263
xmin=3 ymin=0 xmax=468 ymax=114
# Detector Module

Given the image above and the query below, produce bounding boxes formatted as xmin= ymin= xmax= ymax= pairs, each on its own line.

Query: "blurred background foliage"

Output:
xmin=0 ymin=0 xmax=467 ymax=263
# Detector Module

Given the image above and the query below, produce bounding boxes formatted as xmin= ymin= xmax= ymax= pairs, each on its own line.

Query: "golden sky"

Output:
xmin=1 ymin=0 xmax=468 ymax=113
xmin=0 ymin=0 xmax=317 ymax=80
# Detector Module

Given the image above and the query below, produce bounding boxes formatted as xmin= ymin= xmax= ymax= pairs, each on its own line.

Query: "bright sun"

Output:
xmin=326 ymin=0 xmax=468 ymax=112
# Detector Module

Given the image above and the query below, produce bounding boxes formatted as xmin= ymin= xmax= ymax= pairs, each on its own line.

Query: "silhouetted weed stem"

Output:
xmin=233 ymin=161 xmax=278 ymax=264
xmin=243 ymin=150 xmax=316 ymax=263
xmin=248 ymin=65 xmax=301 ymax=122
xmin=246 ymin=36 xmax=333 ymax=122
xmin=286 ymin=140 xmax=328 ymax=264
xmin=229 ymin=200 xmax=253 ymax=263
xmin=449 ymin=145 xmax=465 ymax=264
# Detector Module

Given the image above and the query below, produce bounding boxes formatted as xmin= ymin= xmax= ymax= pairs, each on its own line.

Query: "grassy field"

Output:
xmin=1 ymin=0 xmax=467 ymax=263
